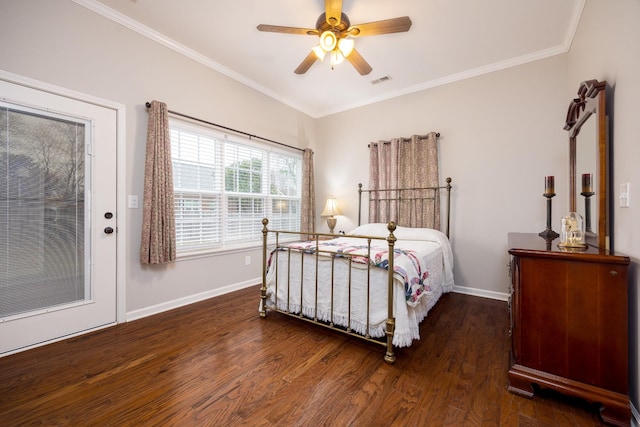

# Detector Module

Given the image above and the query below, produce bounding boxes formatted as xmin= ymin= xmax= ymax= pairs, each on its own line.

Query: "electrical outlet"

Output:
xmin=245 ymin=255 xmax=251 ymax=266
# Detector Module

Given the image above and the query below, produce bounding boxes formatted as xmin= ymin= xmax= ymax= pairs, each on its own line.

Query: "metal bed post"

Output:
xmin=445 ymin=177 xmax=452 ymax=238
xmin=384 ymin=221 xmax=397 ymax=364
xmin=358 ymin=183 xmax=363 ymax=226
xmin=260 ymin=218 xmax=269 ymax=317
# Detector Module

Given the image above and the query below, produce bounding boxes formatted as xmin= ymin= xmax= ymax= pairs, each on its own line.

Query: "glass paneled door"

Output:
xmin=0 ymin=79 xmax=117 ymax=355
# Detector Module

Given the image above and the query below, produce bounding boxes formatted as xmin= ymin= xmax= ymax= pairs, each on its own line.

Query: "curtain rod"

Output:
xmin=145 ymin=102 xmax=304 ymax=153
xmin=367 ymin=133 xmax=441 ymax=148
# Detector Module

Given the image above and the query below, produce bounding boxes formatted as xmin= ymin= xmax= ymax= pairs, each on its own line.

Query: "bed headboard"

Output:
xmin=357 ymin=177 xmax=452 ymax=238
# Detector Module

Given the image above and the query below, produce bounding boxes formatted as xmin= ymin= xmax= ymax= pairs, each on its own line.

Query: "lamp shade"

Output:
xmin=337 ymin=38 xmax=354 ymax=58
xmin=329 ymin=49 xmax=345 ymax=66
xmin=312 ymin=45 xmax=326 ymax=60
xmin=319 ymin=30 xmax=337 ymax=52
xmin=321 ymin=196 xmax=340 ymax=217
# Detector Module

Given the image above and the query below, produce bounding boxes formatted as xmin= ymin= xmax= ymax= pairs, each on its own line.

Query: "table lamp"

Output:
xmin=321 ymin=196 xmax=340 ymax=234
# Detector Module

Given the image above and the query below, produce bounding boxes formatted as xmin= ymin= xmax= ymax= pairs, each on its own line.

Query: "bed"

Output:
xmin=259 ymin=178 xmax=453 ymax=363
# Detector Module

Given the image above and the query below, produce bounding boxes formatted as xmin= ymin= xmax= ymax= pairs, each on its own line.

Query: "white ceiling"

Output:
xmin=77 ymin=0 xmax=585 ymax=118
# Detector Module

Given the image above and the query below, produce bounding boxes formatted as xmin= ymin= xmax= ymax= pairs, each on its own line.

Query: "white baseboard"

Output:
xmin=125 ymin=281 xmax=508 ymax=323
xmin=125 ymin=281 xmax=507 ymax=323
xmin=126 ymin=278 xmax=260 ymax=322
xmin=452 ymin=285 xmax=509 ymax=302
xmin=632 ymin=401 xmax=639 ymax=427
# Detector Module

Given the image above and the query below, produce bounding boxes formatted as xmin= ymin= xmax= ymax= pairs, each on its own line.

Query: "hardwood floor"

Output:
xmin=0 ymin=286 xmax=607 ymax=426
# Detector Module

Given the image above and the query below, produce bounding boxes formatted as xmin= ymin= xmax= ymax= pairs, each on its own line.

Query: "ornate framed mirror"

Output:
xmin=563 ymin=79 xmax=609 ymax=249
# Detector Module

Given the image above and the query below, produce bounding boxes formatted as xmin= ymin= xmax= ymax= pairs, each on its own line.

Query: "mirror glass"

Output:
xmin=575 ymin=113 xmax=597 ymax=234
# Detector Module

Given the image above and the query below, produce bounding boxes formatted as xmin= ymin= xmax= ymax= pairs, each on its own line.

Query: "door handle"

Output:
xmin=104 ymin=227 xmax=114 ymax=234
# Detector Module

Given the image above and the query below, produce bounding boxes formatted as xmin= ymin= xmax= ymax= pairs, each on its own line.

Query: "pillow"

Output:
xmin=392 ymin=225 xmax=448 ymax=243
xmin=348 ymin=223 xmax=448 ymax=242
xmin=348 ymin=223 xmax=391 ymax=238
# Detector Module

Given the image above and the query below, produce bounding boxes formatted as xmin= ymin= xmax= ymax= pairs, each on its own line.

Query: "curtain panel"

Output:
xmin=300 ymin=148 xmax=316 ymax=234
xmin=140 ymin=100 xmax=177 ymax=264
xmin=368 ymin=132 xmax=440 ymax=229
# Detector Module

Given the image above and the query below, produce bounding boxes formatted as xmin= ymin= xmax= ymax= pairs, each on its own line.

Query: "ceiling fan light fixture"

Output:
xmin=330 ymin=49 xmax=345 ymax=67
xmin=319 ymin=30 xmax=337 ymax=52
xmin=312 ymin=45 xmax=326 ymax=61
xmin=337 ymin=38 xmax=354 ymax=58
xmin=258 ymin=6 xmax=411 ymax=76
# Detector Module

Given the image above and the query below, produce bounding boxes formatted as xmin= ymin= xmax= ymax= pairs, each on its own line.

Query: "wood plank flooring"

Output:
xmin=0 ymin=286 xmax=607 ymax=426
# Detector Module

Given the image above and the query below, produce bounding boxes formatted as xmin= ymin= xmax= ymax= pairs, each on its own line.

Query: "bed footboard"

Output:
xmin=260 ymin=218 xmax=398 ymax=364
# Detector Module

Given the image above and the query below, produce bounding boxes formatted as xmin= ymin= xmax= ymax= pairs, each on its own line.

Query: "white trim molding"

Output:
xmin=453 ymin=285 xmax=509 ymax=302
xmin=126 ymin=279 xmax=259 ymax=322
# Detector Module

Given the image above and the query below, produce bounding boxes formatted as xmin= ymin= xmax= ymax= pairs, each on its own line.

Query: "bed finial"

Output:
xmin=386 ymin=221 xmax=397 ymax=246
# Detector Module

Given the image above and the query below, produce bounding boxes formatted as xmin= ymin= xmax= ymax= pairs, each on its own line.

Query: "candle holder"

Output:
xmin=539 ymin=234 xmax=555 ymax=250
xmin=581 ymin=191 xmax=594 ymax=233
xmin=539 ymin=192 xmax=559 ymax=239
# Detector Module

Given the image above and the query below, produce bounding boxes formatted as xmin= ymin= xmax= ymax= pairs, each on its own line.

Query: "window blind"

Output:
xmin=170 ymin=119 xmax=301 ymax=254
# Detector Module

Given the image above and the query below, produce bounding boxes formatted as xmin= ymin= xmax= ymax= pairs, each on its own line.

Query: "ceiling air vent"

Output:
xmin=371 ymin=75 xmax=392 ymax=85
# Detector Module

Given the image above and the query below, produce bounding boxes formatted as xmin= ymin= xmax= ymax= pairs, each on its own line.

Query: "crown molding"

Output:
xmin=73 ymin=0 xmax=586 ymax=119
xmin=71 ymin=0 xmax=313 ymax=116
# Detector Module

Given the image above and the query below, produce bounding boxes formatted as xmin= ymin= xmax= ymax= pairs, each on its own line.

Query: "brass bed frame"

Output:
xmin=259 ymin=178 xmax=452 ymax=363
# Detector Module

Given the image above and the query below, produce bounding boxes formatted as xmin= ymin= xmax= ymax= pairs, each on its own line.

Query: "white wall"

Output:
xmin=567 ymin=0 xmax=640 ymax=420
xmin=316 ymin=55 xmax=569 ymax=298
xmin=0 ymin=0 xmax=316 ymax=314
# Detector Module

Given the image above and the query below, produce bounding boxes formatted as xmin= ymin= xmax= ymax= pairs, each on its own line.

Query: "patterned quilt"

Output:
xmin=269 ymin=239 xmax=431 ymax=306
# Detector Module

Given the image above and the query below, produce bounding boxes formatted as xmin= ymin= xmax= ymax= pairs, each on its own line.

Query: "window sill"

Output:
xmin=176 ymin=242 xmax=261 ymax=261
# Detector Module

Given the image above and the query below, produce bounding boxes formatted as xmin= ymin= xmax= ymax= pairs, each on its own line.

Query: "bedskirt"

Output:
xmin=263 ymin=235 xmax=450 ymax=347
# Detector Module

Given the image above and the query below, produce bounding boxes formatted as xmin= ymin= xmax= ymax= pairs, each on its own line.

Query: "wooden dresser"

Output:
xmin=507 ymin=233 xmax=630 ymax=426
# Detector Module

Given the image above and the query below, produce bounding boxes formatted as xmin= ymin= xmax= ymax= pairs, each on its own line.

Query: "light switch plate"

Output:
xmin=619 ymin=183 xmax=630 ymax=208
xmin=128 ymin=195 xmax=139 ymax=209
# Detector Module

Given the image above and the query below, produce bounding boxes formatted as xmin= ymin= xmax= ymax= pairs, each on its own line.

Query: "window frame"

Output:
xmin=169 ymin=118 xmax=302 ymax=257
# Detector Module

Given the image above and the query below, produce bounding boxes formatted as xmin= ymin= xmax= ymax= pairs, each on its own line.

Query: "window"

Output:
xmin=170 ymin=119 xmax=302 ymax=255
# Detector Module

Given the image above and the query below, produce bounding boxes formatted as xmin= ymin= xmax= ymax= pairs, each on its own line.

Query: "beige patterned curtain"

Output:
xmin=140 ymin=100 xmax=176 ymax=264
xmin=368 ymin=132 xmax=440 ymax=228
xmin=300 ymin=148 xmax=316 ymax=233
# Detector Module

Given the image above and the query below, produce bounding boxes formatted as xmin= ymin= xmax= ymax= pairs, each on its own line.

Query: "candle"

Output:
xmin=582 ymin=173 xmax=593 ymax=193
xmin=544 ymin=176 xmax=555 ymax=196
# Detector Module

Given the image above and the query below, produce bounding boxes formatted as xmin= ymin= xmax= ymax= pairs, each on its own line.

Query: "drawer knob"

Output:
xmin=609 ymin=270 xmax=618 ymax=276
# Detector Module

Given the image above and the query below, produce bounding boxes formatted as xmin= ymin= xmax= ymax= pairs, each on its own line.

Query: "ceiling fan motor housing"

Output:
xmin=316 ymin=12 xmax=351 ymax=33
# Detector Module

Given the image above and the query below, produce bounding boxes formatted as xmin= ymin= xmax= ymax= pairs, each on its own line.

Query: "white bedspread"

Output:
xmin=264 ymin=224 xmax=454 ymax=347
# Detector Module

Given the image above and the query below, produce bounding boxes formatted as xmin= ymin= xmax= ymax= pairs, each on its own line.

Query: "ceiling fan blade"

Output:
xmin=294 ymin=51 xmax=319 ymax=74
xmin=348 ymin=16 xmax=412 ymax=37
xmin=346 ymin=49 xmax=372 ymax=75
xmin=325 ymin=0 xmax=342 ymax=26
xmin=257 ymin=24 xmax=318 ymax=36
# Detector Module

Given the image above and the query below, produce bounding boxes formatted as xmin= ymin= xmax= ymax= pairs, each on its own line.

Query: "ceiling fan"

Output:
xmin=257 ymin=0 xmax=412 ymax=75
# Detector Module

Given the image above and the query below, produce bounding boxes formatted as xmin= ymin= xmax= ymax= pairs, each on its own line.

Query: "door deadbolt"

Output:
xmin=104 ymin=212 xmax=113 ymax=219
